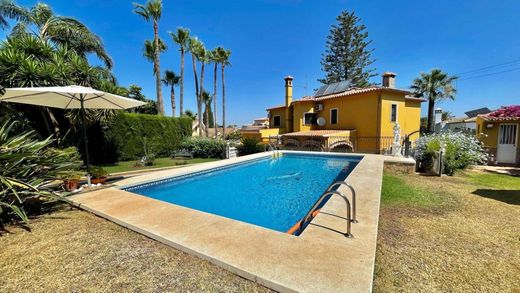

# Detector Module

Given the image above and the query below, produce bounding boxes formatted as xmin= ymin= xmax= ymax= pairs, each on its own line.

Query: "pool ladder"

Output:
xmin=292 ymin=181 xmax=357 ymax=238
xmin=267 ymin=143 xmax=281 ymax=158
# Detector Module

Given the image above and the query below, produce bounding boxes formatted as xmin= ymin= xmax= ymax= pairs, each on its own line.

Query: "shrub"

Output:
xmin=237 ymin=137 xmax=264 ymax=156
xmin=90 ymin=166 xmax=108 ymax=179
xmin=179 ymin=137 xmax=226 ymax=158
xmin=0 ymin=121 xmax=81 ymax=226
xmin=225 ymin=130 xmax=242 ymax=141
xmin=103 ymin=112 xmax=192 ymax=161
xmin=413 ymin=131 xmax=488 ymax=175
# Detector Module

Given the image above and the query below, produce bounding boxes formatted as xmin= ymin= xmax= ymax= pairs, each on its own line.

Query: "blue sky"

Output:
xmin=6 ymin=0 xmax=520 ymax=125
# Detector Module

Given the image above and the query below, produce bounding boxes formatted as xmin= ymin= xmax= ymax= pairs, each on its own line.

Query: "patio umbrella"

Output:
xmin=0 ymin=85 xmax=146 ymax=185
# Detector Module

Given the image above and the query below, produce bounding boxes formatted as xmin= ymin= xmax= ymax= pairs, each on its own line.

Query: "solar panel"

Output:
xmin=465 ymin=107 xmax=491 ymax=118
xmin=334 ymin=80 xmax=352 ymax=93
xmin=323 ymin=83 xmax=340 ymax=95
xmin=314 ymin=80 xmax=353 ymax=97
xmin=314 ymin=85 xmax=328 ymax=97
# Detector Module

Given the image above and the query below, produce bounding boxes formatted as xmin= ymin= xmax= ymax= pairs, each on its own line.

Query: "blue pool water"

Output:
xmin=125 ymin=153 xmax=361 ymax=233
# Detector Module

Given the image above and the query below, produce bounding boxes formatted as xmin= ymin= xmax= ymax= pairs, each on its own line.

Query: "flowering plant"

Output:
xmin=413 ymin=131 xmax=488 ymax=175
xmin=487 ymin=105 xmax=520 ymax=118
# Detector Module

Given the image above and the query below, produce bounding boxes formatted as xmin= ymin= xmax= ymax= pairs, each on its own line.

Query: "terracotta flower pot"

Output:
xmin=64 ymin=179 xmax=80 ymax=191
xmin=91 ymin=177 xmax=107 ymax=185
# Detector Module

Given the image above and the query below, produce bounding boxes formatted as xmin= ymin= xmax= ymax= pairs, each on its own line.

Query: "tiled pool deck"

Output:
xmin=70 ymin=151 xmax=384 ymax=292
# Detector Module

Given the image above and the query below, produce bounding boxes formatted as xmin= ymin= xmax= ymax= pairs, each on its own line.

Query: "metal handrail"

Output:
xmin=327 ymin=181 xmax=357 ymax=223
xmin=267 ymin=143 xmax=280 ymax=158
xmin=297 ymin=190 xmax=353 ymax=238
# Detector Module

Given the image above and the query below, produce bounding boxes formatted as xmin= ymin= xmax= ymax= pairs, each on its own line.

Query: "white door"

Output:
xmin=497 ymin=123 xmax=518 ymax=163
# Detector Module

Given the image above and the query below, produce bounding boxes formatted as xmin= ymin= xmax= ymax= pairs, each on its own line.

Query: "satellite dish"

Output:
xmin=317 ymin=117 xmax=326 ymax=126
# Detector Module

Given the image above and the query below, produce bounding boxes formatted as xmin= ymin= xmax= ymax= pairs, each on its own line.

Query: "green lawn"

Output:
xmin=101 ymin=157 xmax=220 ymax=174
xmin=461 ymin=170 xmax=520 ymax=189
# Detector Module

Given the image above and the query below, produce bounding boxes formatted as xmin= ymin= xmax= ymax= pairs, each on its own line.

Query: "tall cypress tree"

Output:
xmin=319 ymin=10 xmax=376 ymax=87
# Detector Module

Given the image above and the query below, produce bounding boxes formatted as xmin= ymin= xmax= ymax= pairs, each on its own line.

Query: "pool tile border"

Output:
xmin=70 ymin=151 xmax=383 ymax=292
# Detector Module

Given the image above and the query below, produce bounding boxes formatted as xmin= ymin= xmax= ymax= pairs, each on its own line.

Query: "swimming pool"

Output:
xmin=125 ymin=153 xmax=361 ymax=233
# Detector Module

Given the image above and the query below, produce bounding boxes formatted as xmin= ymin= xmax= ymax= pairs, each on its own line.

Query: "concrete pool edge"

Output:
xmin=70 ymin=151 xmax=383 ymax=292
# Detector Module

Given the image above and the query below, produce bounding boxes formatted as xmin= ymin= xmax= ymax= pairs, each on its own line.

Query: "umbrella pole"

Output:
xmin=80 ymin=97 xmax=92 ymax=186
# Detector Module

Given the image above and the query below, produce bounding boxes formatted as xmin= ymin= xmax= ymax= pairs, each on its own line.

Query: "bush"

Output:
xmin=103 ymin=112 xmax=192 ymax=161
xmin=413 ymin=132 xmax=487 ymax=175
xmin=225 ymin=130 xmax=242 ymax=141
xmin=179 ymin=137 xmax=226 ymax=158
xmin=237 ymin=137 xmax=264 ymax=156
xmin=0 ymin=121 xmax=81 ymax=226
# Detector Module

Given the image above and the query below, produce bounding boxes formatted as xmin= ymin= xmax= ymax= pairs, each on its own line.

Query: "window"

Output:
xmin=330 ymin=108 xmax=338 ymax=125
xmin=303 ymin=112 xmax=317 ymax=125
xmin=391 ymin=104 xmax=398 ymax=122
xmin=272 ymin=115 xmax=281 ymax=127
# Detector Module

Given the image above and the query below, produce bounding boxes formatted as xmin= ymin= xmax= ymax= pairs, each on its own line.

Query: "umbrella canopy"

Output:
xmin=0 ymin=85 xmax=147 ymax=186
xmin=0 ymin=85 xmax=145 ymax=109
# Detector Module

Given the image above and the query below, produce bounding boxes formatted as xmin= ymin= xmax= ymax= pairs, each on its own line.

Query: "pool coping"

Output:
xmin=70 ymin=151 xmax=383 ymax=292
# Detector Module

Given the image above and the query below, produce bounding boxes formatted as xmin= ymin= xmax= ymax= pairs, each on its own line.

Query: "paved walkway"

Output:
xmin=473 ymin=165 xmax=520 ymax=176
xmin=70 ymin=152 xmax=384 ymax=292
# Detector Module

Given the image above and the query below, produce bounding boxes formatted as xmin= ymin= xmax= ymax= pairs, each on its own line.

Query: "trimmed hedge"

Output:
xmin=104 ymin=112 xmax=192 ymax=161
xmin=179 ymin=137 xmax=226 ymax=158
xmin=237 ymin=137 xmax=264 ymax=156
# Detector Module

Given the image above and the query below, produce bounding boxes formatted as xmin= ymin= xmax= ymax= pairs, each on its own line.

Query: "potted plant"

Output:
xmin=58 ymin=171 xmax=83 ymax=191
xmin=90 ymin=166 xmax=109 ymax=185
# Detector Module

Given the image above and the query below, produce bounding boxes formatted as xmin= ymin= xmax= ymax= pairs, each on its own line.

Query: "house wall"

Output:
xmin=292 ymin=102 xmax=315 ymax=132
xmin=476 ymin=117 xmax=520 ymax=164
xmin=315 ymin=92 xmax=380 ymax=136
xmin=269 ymin=108 xmax=286 ymax=129
xmin=379 ymin=92 xmax=421 ymax=140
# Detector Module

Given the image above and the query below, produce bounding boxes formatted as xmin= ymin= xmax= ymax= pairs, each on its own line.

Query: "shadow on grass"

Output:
xmin=472 ymin=189 xmax=520 ymax=205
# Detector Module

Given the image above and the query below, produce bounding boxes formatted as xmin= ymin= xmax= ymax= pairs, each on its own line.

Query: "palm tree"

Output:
xmin=209 ymin=48 xmax=219 ymax=137
xmin=189 ymin=37 xmax=204 ymax=136
xmin=197 ymin=47 xmax=210 ymax=137
xmin=4 ymin=2 xmax=113 ymax=68
xmin=133 ymin=0 xmax=164 ymax=115
xmin=143 ymin=38 xmax=167 ymax=74
xmin=162 ymin=70 xmax=180 ymax=116
xmin=169 ymin=27 xmax=190 ymax=116
xmin=0 ymin=0 xmax=27 ymax=30
xmin=183 ymin=109 xmax=197 ymax=121
xmin=201 ymin=90 xmax=212 ymax=137
xmin=215 ymin=47 xmax=231 ymax=136
xmin=411 ymin=69 xmax=457 ymax=133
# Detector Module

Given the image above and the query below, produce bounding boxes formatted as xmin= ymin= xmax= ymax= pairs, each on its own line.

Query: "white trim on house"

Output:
xmin=390 ymin=103 xmax=398 ymax=122
xmin=330 ymin=108 xmax=338 ymax=125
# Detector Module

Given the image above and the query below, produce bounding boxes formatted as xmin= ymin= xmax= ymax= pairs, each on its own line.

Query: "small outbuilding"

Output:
xmin=476 ymin=105 xmax=519 ymax=164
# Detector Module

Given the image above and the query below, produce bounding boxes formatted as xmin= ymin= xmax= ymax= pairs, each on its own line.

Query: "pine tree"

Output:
xmin=319 ymin=10 xmax=376 ymax=87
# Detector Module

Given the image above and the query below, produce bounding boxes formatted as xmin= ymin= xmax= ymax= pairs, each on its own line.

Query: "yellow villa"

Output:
xmin=242 ymin=73 xmax=425 ymax=153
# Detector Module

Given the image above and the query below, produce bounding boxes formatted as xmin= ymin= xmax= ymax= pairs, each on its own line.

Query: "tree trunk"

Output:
xmin=191 ymin=54 xmax=199 ymax=134
xmin=221 ymin=64 xmax=226 ymax=137
xmin=213 ymin=62 xmax=218 ymax=138
xmin=191 ymin=52 xmax=202 ymax=136
xmin=46 ymin=108 xmax=61 ymax=144
xmin=171 ymin=85 xmax=175 ymax=117
xmin=153 ymin=20 xmax=164 ymax=115
xmin=205 ymin=101 xmax=210 ymax=138
xmin=200 ymin=62 xmax=206 ymax=137
xmin=39 ymin=108 xmax=53 ymax=137
xmin=180 ymin=48 xmax=184 ymax=116
xmin=427 ymin=96 xmax=435 ymax=133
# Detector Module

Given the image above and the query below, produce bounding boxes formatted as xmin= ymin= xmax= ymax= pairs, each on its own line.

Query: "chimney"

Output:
xmin=434 ymin=108 xmax=443 ymax=124
xmin=284 ymin=75 xmax=293 ymax=107
xmin=382 ymin=72 xmax=396 ymax=88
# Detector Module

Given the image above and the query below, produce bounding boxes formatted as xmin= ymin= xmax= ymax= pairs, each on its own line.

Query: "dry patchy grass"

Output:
xmin=374 ymin=170 xmax=520 ymax=292
xmin=0 ymin=207 xmax=271 ymax=292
